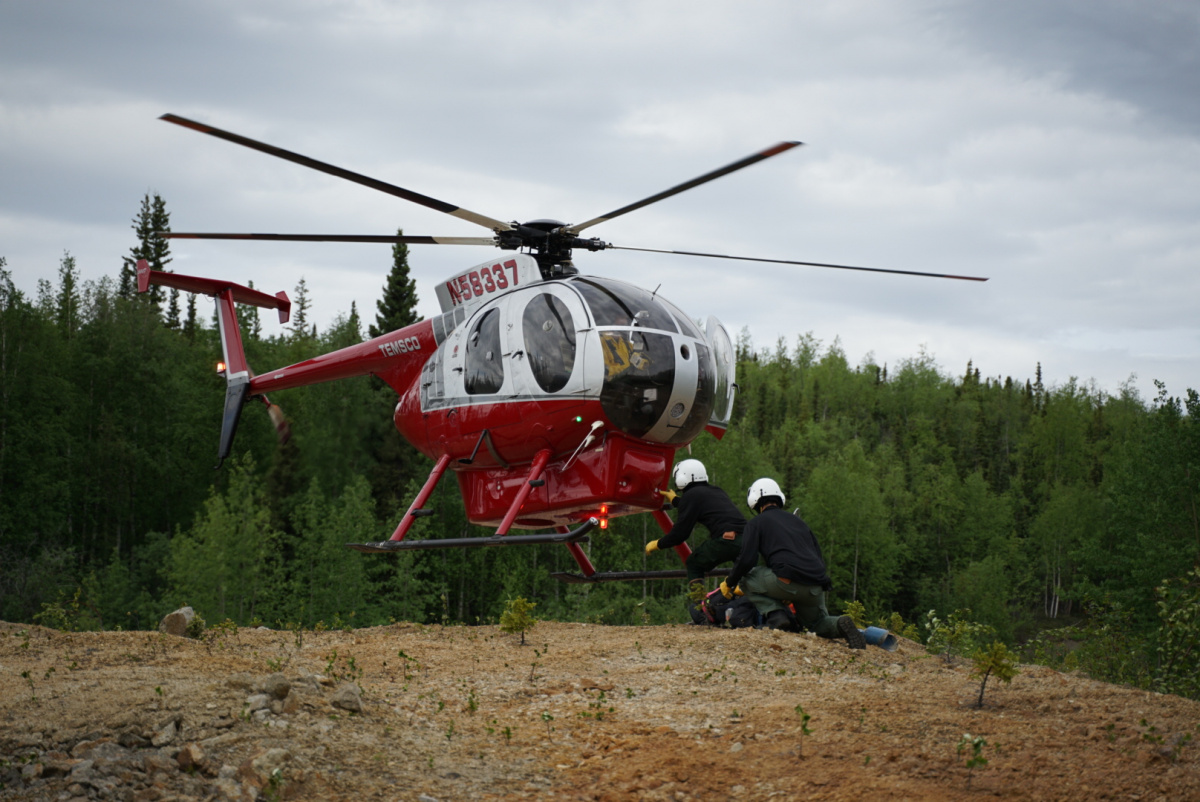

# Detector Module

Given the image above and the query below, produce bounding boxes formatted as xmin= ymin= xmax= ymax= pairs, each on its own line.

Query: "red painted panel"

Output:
xmin=454 ymin=433 xmax=673 ymax=529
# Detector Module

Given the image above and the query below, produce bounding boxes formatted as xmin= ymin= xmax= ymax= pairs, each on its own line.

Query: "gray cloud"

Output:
xmin=2 ymin=0 xmax=1197 ymax=401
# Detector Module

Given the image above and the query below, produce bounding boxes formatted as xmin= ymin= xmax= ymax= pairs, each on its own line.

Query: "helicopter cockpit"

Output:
xmin=421 ymin=254 xmax=735 ymax=456
xmin=571 ymin=277 xmax=715 ymax=444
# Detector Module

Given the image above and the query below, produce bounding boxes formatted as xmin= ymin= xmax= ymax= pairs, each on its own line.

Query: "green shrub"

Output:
xmin=500 ymin=597 xmax=537 ymax=645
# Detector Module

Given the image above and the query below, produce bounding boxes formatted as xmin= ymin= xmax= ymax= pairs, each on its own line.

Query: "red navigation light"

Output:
xmin=599 ymin=503 xmax=609 ymax=530
xmin=216 ymin=361 xmax=227 ymax=375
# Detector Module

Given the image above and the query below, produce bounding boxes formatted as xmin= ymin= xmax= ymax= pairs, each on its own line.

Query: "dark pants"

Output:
xmin=740 ymin=566 xmax=842 ymax=638
xmin=685 ymin=535 xmax=743 ymax=583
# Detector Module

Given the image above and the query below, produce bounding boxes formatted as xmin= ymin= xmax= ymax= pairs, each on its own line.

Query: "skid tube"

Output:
xmin=347 ymin=517 xmax=599 ymax=553
xmin=550 ymin=567 xmax=731 ymax=584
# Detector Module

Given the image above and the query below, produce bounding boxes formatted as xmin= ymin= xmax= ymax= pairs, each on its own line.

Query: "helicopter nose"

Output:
xmin=597 ymin=328 xmax=716 ymax=446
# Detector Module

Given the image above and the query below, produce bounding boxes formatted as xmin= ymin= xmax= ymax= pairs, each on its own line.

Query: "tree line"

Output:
xmin=1 ymin=194 xmax=1197 ymax=698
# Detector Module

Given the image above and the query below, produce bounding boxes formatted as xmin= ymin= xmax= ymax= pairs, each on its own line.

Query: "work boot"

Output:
xmin=837 ymin=616 xmax=867 ymax=649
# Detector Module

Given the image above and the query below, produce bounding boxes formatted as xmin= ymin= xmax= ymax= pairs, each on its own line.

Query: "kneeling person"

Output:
xmin=720 ymin=478 xmax=864 ymax=649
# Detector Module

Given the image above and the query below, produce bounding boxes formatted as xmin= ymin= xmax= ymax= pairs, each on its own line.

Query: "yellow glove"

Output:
xmin=658 ymin=488 xmax=677 ymax=504
xmin=719 ymin=580 xmax=734 ymax=600
xmin=645 ymin=539 xmax=660 ymax=555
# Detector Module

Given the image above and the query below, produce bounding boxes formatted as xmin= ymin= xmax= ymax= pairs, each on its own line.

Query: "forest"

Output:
xmin=2 ymin=195 xmax=1198 ymax=700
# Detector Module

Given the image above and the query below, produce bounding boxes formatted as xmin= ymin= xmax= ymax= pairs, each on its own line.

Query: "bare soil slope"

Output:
xmin=2 ymin=620 xmax=1198 ymax=801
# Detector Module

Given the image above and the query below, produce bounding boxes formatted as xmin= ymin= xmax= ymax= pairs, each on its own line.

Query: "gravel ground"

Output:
xmin=2 ymin=620 xmax=1198 ymax=801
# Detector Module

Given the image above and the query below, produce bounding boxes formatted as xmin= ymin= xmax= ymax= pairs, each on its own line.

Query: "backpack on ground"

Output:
xmin=688 ymin=588 xmax=762 ymax=629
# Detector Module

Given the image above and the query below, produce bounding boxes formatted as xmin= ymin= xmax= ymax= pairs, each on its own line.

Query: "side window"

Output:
xmin=522 ymin=294 xmax=576 ymax=393
xmin=465 ymin=308 xmax=503 ymax=395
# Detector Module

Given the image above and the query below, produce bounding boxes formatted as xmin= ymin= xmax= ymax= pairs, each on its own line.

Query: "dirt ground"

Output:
xmin=1 ymin=619 xmax=1198 ymax=802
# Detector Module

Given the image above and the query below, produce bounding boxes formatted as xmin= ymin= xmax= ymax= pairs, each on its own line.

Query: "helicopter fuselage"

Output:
xmin=383 ymin=253 xmax=735 ymax=529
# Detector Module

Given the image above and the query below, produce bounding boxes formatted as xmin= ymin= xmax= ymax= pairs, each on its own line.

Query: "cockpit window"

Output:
xmin=522 ymin=293 xmax=576 ymax=393
xmin=662 ymin=300 xmax=704 ymax=340
xmin=573 ymin=278 xmax=678 ymax=332
xmin=465 ymin=307 xmax=503 ymax=395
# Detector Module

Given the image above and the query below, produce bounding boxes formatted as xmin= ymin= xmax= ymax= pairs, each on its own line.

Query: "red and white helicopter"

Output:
xmin=139 ymin=114 xmax=984 ymax=583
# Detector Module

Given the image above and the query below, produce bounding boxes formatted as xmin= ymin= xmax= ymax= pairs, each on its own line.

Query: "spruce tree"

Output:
xmin=165 ymin=288 xmax=181 ymax=329
xmin=368 ymin=229 xmax=422 ymax=516
xmin=120 ymin=193 xmax=172 ymax=308
xmin=369 ymin=230 xmax=419 ymax=338
xmin=55 ymin=252 xmax=81 ymax=339
xmin=289 ymin=278 xmax=311 ymax=340
xmin=183 ymin=292 xmax=198 ymax=340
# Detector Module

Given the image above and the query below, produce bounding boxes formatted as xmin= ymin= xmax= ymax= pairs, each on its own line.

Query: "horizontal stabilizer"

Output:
xmin=136 ymin=259 xmax=291 ymax=324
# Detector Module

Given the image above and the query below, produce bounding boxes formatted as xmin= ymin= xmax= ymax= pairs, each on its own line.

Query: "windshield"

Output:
xmin=572 ymin=278 xmax=678 ymax=332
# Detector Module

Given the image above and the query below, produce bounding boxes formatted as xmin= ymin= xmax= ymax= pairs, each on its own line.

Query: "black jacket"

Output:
xmin=657 ymin=483 xmax=746 ymax=550
xmin=726 ymin=506 xmax=832 ymax=591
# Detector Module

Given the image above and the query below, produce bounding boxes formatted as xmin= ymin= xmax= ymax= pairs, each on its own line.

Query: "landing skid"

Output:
xmin=550 ymin=568 xmax=730 ymax=584
xmin=347 ymin=518 xmax=597 ymax=553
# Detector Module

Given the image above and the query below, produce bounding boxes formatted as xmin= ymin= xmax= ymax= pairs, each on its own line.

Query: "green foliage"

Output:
xmin=923 ymin=609 xmax=995 ymax=664
xmin=168 ymin=454 xmax=281 ymax=624
xmin=500 ymin=597 xmax=537 ymax=645
xmin=956 ymin=733 xmax=988 ymax=789
xmin=846 ymin=604 xmax=920 ymax=640
xmin=970 ymin=641 xmax=1020 ymax=708
xmin=34 ymin=581 xmax=102 ymax=632
xmin=876 ymin=611 xmax=920 ymax=641
xmin=185 ymin=612 xmax=207 ymax=640
xmin=1154 ymin=567 xmax=1200 ymax=699
xmin=794 ymin=703 xmax=812 ymax=758
xmin=1024 ymin=599 xmax=1154 ymax=690
xmin=801 ymin=440 xmax=898 ymax=607
xmin=2 ymin=198 xmax=1198 ymax=704
xmin=843 ymin=600 xmax=868 ymax=628
xmin=119 ymin=193 xmax=172 ymax=302
xmin=324 ymin=648 xmax=364 ymax=686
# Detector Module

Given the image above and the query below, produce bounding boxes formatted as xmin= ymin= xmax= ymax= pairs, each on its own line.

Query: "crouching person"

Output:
xmin=647 ymin=459 xmax=746 ymax=590
xmin=719 ymin=478 xmax=865 ymax=649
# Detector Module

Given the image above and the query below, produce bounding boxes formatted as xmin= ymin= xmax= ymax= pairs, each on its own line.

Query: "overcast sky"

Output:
xmin=3 ymin=0 xmax=1198 ymax=402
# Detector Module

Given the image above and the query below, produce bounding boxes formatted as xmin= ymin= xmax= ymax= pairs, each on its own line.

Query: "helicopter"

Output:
xmin=139 ymin=114 xmax=986 ymax=583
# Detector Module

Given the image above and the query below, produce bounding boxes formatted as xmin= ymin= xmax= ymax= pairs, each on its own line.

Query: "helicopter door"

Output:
xmin=705 ymin=316 xmax=736 ymax=430
xmin=512 ymin=286 xmax=586 ymax=398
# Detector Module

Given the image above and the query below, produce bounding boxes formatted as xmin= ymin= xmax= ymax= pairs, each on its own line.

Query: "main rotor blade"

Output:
xmin=160 ymin=114 xmax=514 ymax=233
xmin=609 ymin=245 xmax=989 ymax=281
xmin=566 ymin=141 xmax=802 ymax=235
xmin=162 ymin=232 xmax=497 ymax=246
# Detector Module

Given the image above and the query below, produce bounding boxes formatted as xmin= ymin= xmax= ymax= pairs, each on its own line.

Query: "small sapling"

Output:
xmin=970 ymin=641 xmax=1020 ymax=708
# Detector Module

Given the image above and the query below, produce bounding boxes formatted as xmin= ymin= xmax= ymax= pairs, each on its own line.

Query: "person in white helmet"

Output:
xmin=720 ymin=477 xmax=865 ymax=647
xmin=646 ymin=458 xmax=746 ymax=586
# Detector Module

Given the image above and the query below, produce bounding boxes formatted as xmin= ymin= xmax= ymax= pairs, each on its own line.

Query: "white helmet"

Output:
xmin=673 ymin=459 xmax=708 ymax=490
xmin=747 ymin=477 xmax=785 ymax=511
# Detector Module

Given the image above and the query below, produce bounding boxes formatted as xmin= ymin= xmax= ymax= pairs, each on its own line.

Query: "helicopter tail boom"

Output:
xmin=137 ymin=260 xmax=433 ymax=464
